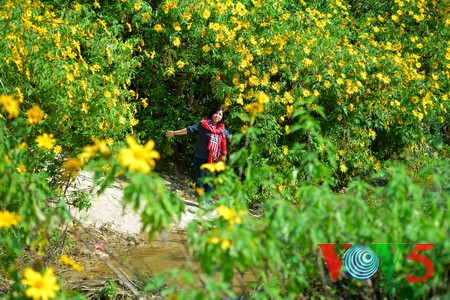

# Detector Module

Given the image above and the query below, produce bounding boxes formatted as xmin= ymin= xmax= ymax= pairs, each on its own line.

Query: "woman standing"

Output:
xmin=166 ymin=106 xmax=230 ymax=195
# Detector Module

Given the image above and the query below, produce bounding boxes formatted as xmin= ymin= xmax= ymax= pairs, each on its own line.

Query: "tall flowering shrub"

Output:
xmin=136 ymin=0 xmax=449 ymax=185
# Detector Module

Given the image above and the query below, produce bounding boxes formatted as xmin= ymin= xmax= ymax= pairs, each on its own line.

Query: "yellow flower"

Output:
xmin=248 ymin=75 xmax=260 ymax=86
xmin=202 ymin=9 xmax=211 ymax=19
xmin=221 ymin=239 xmax=231 ymax=250
xmin=245 ymin=102 xmax=264 ymax=115
xmin=21 ymin=268 xmax=60 ymax=300
xmin=374 ymin=162 xmax=381 ymax=171
xmin=302 ymin=89 xmax=311 ymax=97
xmin=60 ymin=254 xmax=84 ymax=272
xmin=0 ymin=210 xmax=21 ymax=228
xmin=202 ymin=45 xmax=211 ymax=52
xmin=134 ymin=1 xmax=142 ymax=10
xmin=62 ymin=158 xmax=83 ymax=179
xmin=206 ymin=236 xmax=220 ymax=244
xmin=118 ymin=136 xmax=160 ymax=173
xmin=77 ymin=144 xmax=99 ymax=163
xmin=173 ymin=37 xmax=181 ymax=47
xmin=35 ymin=133 xmax=56 ymax=150
xmin=15 ymin=86 xmax=24 ymax=102
xmin=53 ymin=145 xmax=62 ymax=155
xmin=200 ymin=161 xmax=226 ymax=173
xmin=27 ymin=105 xmax=44 ymax=124
xmin=17 ymin=164 xmax=26 ymax=174
xmin=340 ymin=163 xmax=348 ymax=173
xmin=154 ymin=24 xmax=163 ymax=32
xmin=255 ymin=91 xmax=269 ymax=104
xmin=172 ymin=22 xmax=181 ymax=31
xmin=176 ymin=60 xmax=185 ymax=69
xmin=66 ymin=73 xmax=74 ymax=82
xmin=142 ymin=12 xmax=151 ymax=22
xmin=216 ymin=205 xmax=246 ymax=224
xmin=196 ymin=187 xmax=205 ymax=196
xmin=167 ymin=66 xmax=175 ymax=76
xmin=0 ymin=94 xmax=20 ymax=118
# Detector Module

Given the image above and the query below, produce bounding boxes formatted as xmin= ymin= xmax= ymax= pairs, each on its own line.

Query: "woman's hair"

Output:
xmin=208 ymin=106 xmax=226 ymax=125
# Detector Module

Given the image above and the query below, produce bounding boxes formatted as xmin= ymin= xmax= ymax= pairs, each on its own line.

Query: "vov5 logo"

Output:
xmin=317 ymin=243 xmax=434 ymax=282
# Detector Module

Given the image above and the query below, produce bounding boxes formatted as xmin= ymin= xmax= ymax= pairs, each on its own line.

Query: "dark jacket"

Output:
xmin=187 ymin=121 xmax=230 ymax=160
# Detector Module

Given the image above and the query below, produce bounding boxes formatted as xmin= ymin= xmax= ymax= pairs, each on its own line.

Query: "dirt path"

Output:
xmin=69 ymin=171 xmax=199 ymax=235
xmin=55 ymin=170 xmax=201 ymax=298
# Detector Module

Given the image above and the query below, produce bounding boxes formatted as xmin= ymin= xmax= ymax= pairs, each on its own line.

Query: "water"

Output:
xmin=84 ymin=230 xmax=257 ymax=296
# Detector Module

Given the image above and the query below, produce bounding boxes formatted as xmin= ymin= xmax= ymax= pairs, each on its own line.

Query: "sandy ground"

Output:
xmin=68 ymin=171 xmax=199 ymax=235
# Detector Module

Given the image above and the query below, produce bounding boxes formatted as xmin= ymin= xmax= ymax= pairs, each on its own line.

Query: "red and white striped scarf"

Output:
xmin=201 ymin=118 xmax=227 ymax=163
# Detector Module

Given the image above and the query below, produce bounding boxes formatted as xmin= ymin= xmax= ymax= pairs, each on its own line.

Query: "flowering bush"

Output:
xmin=136 ymin=0 xmax=449 ymax=185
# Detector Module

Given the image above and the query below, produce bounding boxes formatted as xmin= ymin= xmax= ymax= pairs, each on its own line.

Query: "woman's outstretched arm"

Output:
xmin=166 ymin=128 xmax=187 ymax=137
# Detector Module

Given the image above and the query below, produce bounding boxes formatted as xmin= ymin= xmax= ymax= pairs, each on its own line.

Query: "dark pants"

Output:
xmin=193 ymin=157 xmax=213 ymax=193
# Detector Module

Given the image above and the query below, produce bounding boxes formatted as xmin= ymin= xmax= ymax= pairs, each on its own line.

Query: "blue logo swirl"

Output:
xmin=343 ymin=245 xmax=380 ymax=280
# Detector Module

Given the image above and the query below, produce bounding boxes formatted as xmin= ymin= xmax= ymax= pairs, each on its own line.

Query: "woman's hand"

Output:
xmin=166 ymin=130 xmax=175 ymax=137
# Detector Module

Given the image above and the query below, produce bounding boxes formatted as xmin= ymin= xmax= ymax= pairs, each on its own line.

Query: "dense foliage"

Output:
xmin=0 ymin=0 xmax=448 ymax=299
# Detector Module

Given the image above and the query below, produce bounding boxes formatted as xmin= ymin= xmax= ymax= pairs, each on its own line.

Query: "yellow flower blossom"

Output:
xmin=134 ymin=1 xmax=142 ymax=11
xmin=77 ymin=144 xmax=99 ymax=163
xmin=173 ymin=37 xmax=181 ymax=47
xmin=27 ymin=105 xmax=44 ymax=124
xmin=202 ymin=45 xmax=211 ymax=52
xmin=173 ymin=22 xmax=181 ymax=31
xmin=221 ymin=239 xmax=231 ymax=250
xmin=196 ymin=187 xmax=205 ymax=196
xmin=17 ymin=164 xmax=26 ymax=174
xmin=255 ymin=91 xmax=269 ymax=104
xmin=62 ymin=158 xmax=83 ymax=179
xmin=340 ymin=163 xmax=348 ymax=173
xmin=207 ymin=236 xmax=219 ymax=244
xmin=167 ymin=66 xmax=175 ymax=76
xmin=374 ymin=162 xmax=381 ymax=171
xmin=216 ymin=205 xmax=246 ymax=225
xmin=245 ymin=102 xmax=264 ymax=115
xmin=203 ymin=9 xmax=211 ymax=19
xmin=15 ymin=86 xmax=24 ymax=102
xmin=35 ymin=133 xmax=56 ymax=150
xmin=302 ymin=89 xmax=311 ymax=97
xmin=60 ymin=254 xmax=84 ymax=272
xmin=154 ymin=24 xmax=163 ymax=32
xmin=53 ymin=145 xmax=62 ymax=155
xmin=142 ymin=12 xmax=151 ymax=22
xmin=0 ymin=94 xmax=20 ymax=118
xmin=200 ymin=161 xmax=226 ymax=173
xmin=118 ymin=136 xmax=160 ymax=173
xmin=248 ymin=75 xmax=260 ymax=86
xmin=0 ymin=210 xmax=21 ymax=228
xmin=21 ymin=268 xmax=60 ymax=300
xmin=176 ymin=60 xmax=185 ymax=69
